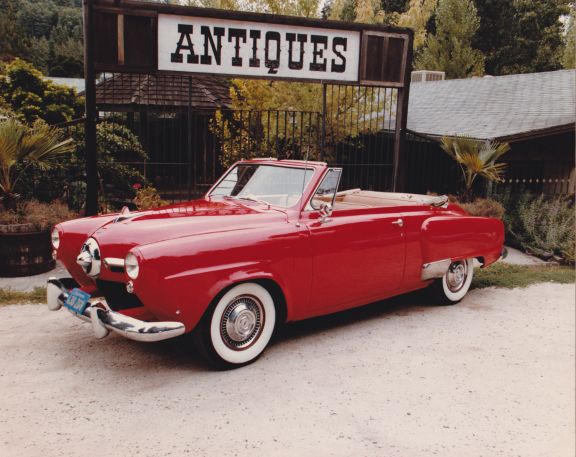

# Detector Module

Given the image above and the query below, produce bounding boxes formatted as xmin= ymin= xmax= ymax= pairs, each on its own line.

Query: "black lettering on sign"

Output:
xmin=265 ymin=31 xmax=281 ymax=74
xmin=331 ymin=37 xmax=347 ymax=73
xmin=286 ymin=33 xmax=307 ymax=70
xmin=200 ymin=26 xmax=225 ymax=65
xmin=171 ymin=24 xmax=199 ymax=64
xmin=228 ymin=28 xmax=247 ymax=67
xmin=249 ymin=30 xmax=261 ymax=68
xmin=310 ymin=35 xmax=328 ymax=72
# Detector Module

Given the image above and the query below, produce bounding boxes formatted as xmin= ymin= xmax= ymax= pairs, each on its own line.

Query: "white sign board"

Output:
xmin=158 ymin=14 xmax=361 ymax=82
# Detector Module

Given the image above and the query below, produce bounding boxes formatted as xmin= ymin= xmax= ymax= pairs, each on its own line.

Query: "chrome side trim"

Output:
xmin=104 ymin=257 xmax=125 ymax=268
xmin=46 ymin=279 xmax=185 ymax=342
xmin=421 ymin=259 xmax=452 ymax=281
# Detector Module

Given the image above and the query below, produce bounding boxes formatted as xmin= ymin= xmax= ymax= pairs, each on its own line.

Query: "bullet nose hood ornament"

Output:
xmin=113 ymin=206 xmax=131 ymax=223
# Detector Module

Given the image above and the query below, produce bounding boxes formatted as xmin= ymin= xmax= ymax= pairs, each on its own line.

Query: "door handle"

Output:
xmin=392 ymin=218 xmax=404 ymax=227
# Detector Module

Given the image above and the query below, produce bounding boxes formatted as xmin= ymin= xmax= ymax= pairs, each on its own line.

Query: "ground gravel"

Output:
xmin=0 ymin=283 xmax=573 ymax=457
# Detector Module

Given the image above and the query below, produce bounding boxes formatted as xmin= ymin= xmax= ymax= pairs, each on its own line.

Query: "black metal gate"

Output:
xmin=95 ymin=73 xmax=402 ymax=204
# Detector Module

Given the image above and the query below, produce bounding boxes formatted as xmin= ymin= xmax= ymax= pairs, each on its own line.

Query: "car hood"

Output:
xmin=90 ymin=198 xmax=287 ymax=258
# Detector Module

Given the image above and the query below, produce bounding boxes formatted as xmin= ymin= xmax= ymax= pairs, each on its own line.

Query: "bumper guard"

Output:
xmin=47 ymin=278 xmax=185 ymax=342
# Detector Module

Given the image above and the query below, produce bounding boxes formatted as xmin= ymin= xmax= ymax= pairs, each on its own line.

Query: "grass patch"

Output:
xmin=0 ymin=287 xmax=46 ymax=305
xmin=472 ymin=263 xmax=575 ymax=289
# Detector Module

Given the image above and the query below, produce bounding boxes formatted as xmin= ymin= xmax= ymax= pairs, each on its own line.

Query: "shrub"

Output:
xmin=22 ymin=200 xmax=76 ymax=231
xmin=0 ymin=59 xmax=83 ymax=124
xmin=68 ymin=121 xmax=150 ymax=211
xmin=460 ymin=198 xmax=505 ymax=219
xmin=516 ymin=195 xmax=575 ymax=263
xmin=0 ymin=200 xmax=76 ymax=231
xmin=493 ymin=190 xmax=575 ymax=264
xmin=0 ymin=118 xmax=74 ymax=210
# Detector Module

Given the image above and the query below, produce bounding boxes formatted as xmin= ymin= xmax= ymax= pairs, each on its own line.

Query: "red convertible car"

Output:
xmin=47 ymin=159 xmax=504 ymax=368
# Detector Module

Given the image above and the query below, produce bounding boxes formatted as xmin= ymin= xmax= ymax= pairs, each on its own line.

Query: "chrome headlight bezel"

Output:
xmin=77 ymin=237 xmax=101 ymax=278
xmin=51 ymin=227 xmax=60 ymax=250
xmin=125 ymin=252 xmax=140 ymax=280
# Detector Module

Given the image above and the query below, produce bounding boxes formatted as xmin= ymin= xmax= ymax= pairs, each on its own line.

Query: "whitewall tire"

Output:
xmin=430 ymin=258 xmax=474 ymax=305
xmin=193 ymin=282 xmax=276 ymax=369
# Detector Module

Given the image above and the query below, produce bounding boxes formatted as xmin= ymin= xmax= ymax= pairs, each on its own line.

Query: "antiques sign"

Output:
xmin=89 ymin=2 xmax=412 ymax=86
xmin=157 ymin=15 xmax=361 ymax=81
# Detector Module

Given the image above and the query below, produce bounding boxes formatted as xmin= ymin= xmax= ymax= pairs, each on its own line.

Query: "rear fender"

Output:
xmin=421 ymin=216 xmax=505 ymax=270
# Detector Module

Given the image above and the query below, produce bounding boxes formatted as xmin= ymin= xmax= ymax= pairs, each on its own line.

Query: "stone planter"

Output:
xmin=0 ymin=224 xmax=55 ymax=277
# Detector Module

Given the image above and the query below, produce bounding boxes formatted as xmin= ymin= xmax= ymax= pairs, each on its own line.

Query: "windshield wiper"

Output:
xmin=225 ymin=195 xmax=271 ymax=209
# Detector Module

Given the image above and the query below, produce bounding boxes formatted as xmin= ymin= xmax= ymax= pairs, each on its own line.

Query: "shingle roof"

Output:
xmin=407 ymin=70 xmax=576 ymax=141
xmin=93 ymin=73 xmax=232 ymax=112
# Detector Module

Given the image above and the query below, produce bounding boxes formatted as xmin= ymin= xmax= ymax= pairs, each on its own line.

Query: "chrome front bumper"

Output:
xmin=46 ymin=278 xmax=185 ymax=342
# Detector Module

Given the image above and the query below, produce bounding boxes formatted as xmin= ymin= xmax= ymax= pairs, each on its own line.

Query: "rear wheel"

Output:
xmin=193 ymin=282 xmax=276 ymax=369
xmin=429 ymin=258 xmax=474 ymax=305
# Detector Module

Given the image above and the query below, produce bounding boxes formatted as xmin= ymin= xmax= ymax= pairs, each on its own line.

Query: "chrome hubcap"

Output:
xmin=446 ymin=261 xmax=468 ymax=292
xmin=220 ymin=295 xmax=264 ymax=350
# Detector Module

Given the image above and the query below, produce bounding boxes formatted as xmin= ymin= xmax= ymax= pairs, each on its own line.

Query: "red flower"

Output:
xmin=132 ymin=183 xmax=142 ymax=190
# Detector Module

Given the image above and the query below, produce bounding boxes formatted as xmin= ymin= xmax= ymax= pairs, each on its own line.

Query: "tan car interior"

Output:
xmin=316 ymin=189 xmax=449 ymax=210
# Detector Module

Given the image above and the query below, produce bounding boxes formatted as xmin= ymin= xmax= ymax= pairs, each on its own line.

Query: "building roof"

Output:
xmin=407 ymin=70 xmax=576 ymax=141
xmin=45 ymin=77 xmax=85 ymax=93
xmin=93 ymin=73 xmax=232 ymax=112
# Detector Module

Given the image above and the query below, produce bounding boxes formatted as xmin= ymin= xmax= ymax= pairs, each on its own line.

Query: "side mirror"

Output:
xmin=319 ymin=202 xmax=333 ymax=222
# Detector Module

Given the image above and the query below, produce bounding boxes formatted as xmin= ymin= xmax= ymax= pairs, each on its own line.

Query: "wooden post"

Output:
xmin=83 ymin=0 xmax=99 ymax=215
xmin=321 ymin=83 xmax=327 ymax=158
xmin=392 ymin=36 xmax=414 ymax=192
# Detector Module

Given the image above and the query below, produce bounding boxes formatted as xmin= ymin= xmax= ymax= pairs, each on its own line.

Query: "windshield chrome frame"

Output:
xmin=304 ymin=167 xmax=343 ymax=212
xmin=206 ymin=162 xmax=317 ymax=209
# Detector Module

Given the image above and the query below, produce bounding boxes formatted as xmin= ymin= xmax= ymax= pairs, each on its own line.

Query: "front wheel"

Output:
xmin=193 ymin=282 xmax=276 ymax=369
xmin=429 ymin=258 xmax=474 ymax=305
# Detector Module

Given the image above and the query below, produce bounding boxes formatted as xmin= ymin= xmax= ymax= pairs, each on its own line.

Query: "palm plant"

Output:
xmin=0 ymin=119 xmax=74 ymax=210
xmin=440 ymin=135 xmax=510 ymax=201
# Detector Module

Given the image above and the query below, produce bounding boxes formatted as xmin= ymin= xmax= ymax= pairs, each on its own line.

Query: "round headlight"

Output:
xmin=51 ymin=227 xmax=60 ymax=250
xmin=125 ymin=252 xmax=139 ymax=280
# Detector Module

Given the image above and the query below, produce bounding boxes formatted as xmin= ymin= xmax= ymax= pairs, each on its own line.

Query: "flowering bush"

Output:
xmin=133 ymin=186 xmax=167 ymax=211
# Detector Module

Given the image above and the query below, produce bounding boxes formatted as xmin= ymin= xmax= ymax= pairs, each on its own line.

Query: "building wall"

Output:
xmin=500 ymin=131 xmax=575 ymax=194
xmin=404 ymin=130 xmax=575 ymax=197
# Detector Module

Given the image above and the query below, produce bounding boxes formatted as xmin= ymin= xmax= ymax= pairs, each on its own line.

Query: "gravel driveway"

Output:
xmin=0 ymin=283 xmax=573 ymax=457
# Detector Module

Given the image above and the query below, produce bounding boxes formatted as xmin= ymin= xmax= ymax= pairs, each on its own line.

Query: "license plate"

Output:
xmin=64 ymin=288 xmax=91 ymax=315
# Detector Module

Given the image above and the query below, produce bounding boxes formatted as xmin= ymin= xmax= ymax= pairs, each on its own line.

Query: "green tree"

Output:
xmin=473 ymin=0 xmax=517 ymax=75
xmin=563 ymin=3 xmax=576 ymax=69
xmin=416 ymin=0 xmax=484 ymax=78
xmin=48 ymin=6 xmax=84 ymax=77
xmin=17 ymin=2 xmax=57 ymax=39
xmin=501 ymin=0 xmax=569 ymax=75
xmin=0 ymin=0 xmax=30 ymax=62
xmin=0 ymin=0 xmax=84 ymax=77
xmin=326 ymin=0 xmax=437 ymax=49
xmin=0 ymin=59 xmax=83 ymax=124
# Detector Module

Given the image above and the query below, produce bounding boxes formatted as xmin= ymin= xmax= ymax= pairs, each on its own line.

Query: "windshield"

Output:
xmin=209 ymin=164 xmax=314 ymax=208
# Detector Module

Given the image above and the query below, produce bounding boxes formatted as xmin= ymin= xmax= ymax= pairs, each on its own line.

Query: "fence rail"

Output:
xmin=491 ymin=177 xmax=575 ymax=197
